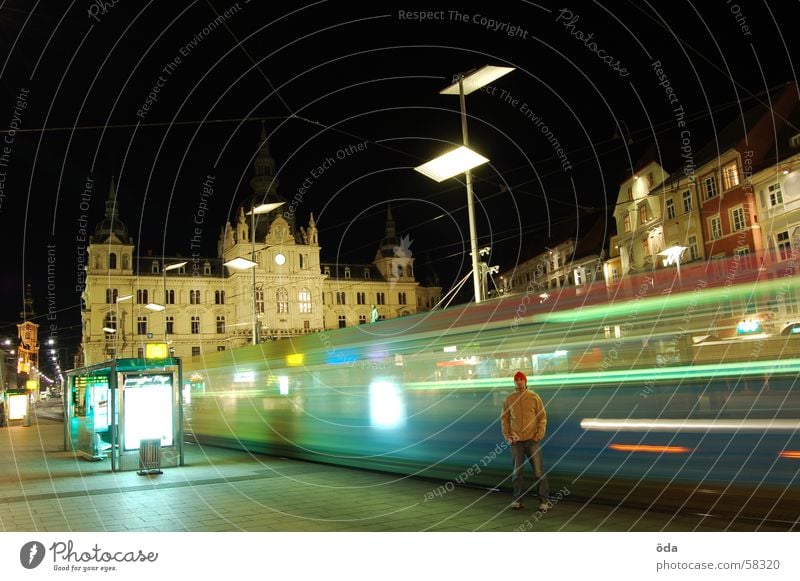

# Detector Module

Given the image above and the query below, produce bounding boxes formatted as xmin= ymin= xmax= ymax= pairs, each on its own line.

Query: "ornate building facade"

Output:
xmin=80 ymin=130 xmax=440 ymax=365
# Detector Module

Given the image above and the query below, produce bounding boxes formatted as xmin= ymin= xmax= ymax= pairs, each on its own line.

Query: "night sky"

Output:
xmin=0 ymin=0 xmax=798 ymax=372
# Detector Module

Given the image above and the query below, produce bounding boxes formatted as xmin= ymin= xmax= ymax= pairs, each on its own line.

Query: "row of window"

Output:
xmin=330 ymin=291 xmax=407 ymax=305
xmin=103 ymin=314 xmax=228 ymax=335
xmin=322 ymin=265 xmax=413 ymax=278
xmin=105 ymin=289 xmax=226 ymax=304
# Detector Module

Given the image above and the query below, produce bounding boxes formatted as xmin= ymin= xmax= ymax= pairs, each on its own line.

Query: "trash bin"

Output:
xmin=137 ymin=438 xmax=163 ymax=475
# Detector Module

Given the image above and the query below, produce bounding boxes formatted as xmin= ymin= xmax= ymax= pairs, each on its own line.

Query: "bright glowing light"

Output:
xmin=779 ymin=450 xmax=800 ymax=459
xmin=223 ymin=257 xmax=258 ymax=270
xmin=737 ymin=319 xmax=761 ymax=334
xmin=8 ymin=394 xmax=27 ymax=420
xmin=443 ymin=346 xmax=458 ymax=353
xmin=369 ymin=381 xmax=405 ymax=428
xmin=164 ymin=261 xmax=187 ymax=271
xmin=415 ymin=146 xmax=489 ymax=182
xmin=102 ymin=327 xmax=117 ymax=333
xmin=439 ymin=65 xmax=515 ymax=95
xmin=233 ymin=371 xmax=256 ymax=383
xmin=658 ymin=245 xmax=687 ymax=266
xmin=582 ymin=418 xmax=800 ymax=433
xmin=286 ymin=353 xmax=304 ymax=367
xmin=145 ymin=343 xmax=169 ymax=359
xmin=609 ymin=444 xmax=692 ymax=454
xmin=145 ymin=303 xmax=165 ymax=312
xmin=554 ymin=350 xmax=568 ymax=357
xmin=278 ymin=375 xmax=289 ymax=395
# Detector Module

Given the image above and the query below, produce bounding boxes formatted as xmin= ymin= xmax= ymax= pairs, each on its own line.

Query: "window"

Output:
xmin=105 ymin=288 xmax=118 ymax=304
xmin=336 ymin=291 xmax=346 ymax=305
xmin=166 ymin=316 xmax=174 ymax=335
xmin=189 ymin=290 xmax=201 ymax=304
xmin=682 ymin=190 xmax=692 ymax=213
xmin=356 ymin=292 xmax=365 ymax=305
xmin=164 ymin=289 xmax=175 ymax=304
xmin=299 ymin=288 xmax=312 ymax=313
xmin=646 ymin=172 xmax=654 ymax=188
xmin=704 ymin=175 xmax=717 ymax=199
xmin=665 ymin=198 xmax=675 ymax=220
xmin=709 ymin=216 xmax=722 ymax=239
xmin=397 ymin=265 xmax=403 ymax=278
xmin=136 ymin=289 xmax=148 ymax=304
xmin=359 ymin=314 xmax=366 ymax=325
xmin=363 ymin=268 xmax=370 ymax=278
xmin=137 ymin=316 xmax=147 ymax=335
xmin=104 ymin=312 xmax=117 ymax=331
xmin=215 ymin=290 xmax=225 ymax=304
xmin=324 ymin=266 xmax=331 ymax=276
xmin=338 ymin=315 xmax=346 ymax=329
xmin=626 ymin=187 xmax=633 ymax=201
xmin=777 ymin=231 xmax=792 ymax=260
xmin=730 ymin=206 xmax=746 ymax=231
xmin=109 ymin=253 xmax=117 ymax=269
xmin=192 ymin=346 xmax=200 ymax=357
xmin=722 ymin=162 xmax=740 ymax=189
xmin=791 ymin=134 xmax=800 ymax=149
xmin=299 ymin=254 xmax=304 ymax=269
xmin=256 ymin=289 xmax=264 ymax=314
xmin=137 ymin=347 xmax=144 ymax=359
xmin=344 ymin=268 xmax=351 ymax=279
xmin=398 ymin=292 xmax=407 ymax=305
xmin=216 ymin=315 xmax=225 ymax=334
xmin=151 ymin=261 xmax=159 ymax=273
xmin=277 ymin=288 xmax=289 ymax=313
xmin=688 ymin=235 xmax=699 ymax=261
xmin=406 ymin=265 xmax=413 ymax=277
xmin=623 ymin=215 xmax=631 ymax=233
xmin=734 ymin=246 xmax=750 ymax=257
xmin=376 ymin=292 xmax=385 ymax=305
xmin=203 ymin=263 xmax=211 ymax=275
xmin=768 ymin=183 xmax=783 ymax=206
xmin=191 ymin=316 xmax=200 ymax=334
xmin=217 ymin=346 xmax=226 ymax=352
xmin=611 ymin=267 xmax=620 ymax=283
xmin=574 ymin=267 xmax=584 ymax=286
xmin=638 ymin=204 xmax=648 ymax=224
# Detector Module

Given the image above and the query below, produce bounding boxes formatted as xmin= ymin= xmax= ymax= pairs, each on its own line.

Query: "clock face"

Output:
xmin=274 ymin=253 xmax=286 ymax=265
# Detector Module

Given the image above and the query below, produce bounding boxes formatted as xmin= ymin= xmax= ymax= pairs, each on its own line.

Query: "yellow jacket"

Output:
xmin=502 ymin=389 xmax=547 ymax=442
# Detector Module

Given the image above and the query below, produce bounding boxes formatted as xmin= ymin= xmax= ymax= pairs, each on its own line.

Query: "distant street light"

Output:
xmin=416 ymin=65 xmax=514 ymax=304
xmin=224 ymin=201 xmax=285 ymax=345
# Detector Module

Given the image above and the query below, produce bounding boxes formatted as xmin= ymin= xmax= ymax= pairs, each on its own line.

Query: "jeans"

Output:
xmin=511 ymin=440 xmax=549 ymax=503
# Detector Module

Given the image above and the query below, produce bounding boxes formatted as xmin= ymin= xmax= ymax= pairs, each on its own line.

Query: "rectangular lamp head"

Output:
xmin=415 ymin=146 xmax=489 ymax=182
xmin=440 ymin=65 xmax=515 ymax=95
xmin=224 ymin=257 xmax=258 ymax=270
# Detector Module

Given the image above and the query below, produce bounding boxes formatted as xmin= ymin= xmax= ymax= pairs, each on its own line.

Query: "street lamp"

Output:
xmin=223 ymin=201 xmax=285 ymax=345
xmin=115 ymin=294 xmax=133 ymax=357
xmin=415 ymin=64 xmax=514 ymax=304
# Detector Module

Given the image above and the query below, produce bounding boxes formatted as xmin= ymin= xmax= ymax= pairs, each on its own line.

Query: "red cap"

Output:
xmin=514 ymin=371 xmax=527 ymax=382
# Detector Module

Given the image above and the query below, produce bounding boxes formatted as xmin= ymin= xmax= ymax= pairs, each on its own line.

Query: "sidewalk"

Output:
xmin=0 ymin=402 xmax=793 ymax=532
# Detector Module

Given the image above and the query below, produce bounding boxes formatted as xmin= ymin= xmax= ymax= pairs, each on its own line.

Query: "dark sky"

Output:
xmin=0 ymin=0 xmax=798 ymax=372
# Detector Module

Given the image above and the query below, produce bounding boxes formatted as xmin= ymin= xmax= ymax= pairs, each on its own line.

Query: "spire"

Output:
xmin=384 ymin=204 xmax=396 ymax=239
xmin=92 ymin=175 xmax=131 ymax=243
xmin=375 ymin=203 xmax=401 ymax=260
xmin=19 ymin=281 xmax=36 ymax=320
xmin=250 ymin=123 xmax=279 ymax=195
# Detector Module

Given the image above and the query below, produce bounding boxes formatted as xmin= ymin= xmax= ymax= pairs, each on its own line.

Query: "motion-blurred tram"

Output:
xmin=184 ymin=259 xmax=800 ymax=523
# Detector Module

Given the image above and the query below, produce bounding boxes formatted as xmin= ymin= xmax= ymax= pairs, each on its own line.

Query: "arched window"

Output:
xmin=397 ymin=265 xmax=403 ymax=278
xmin=299 ymin=254 xmax=304 ymax=269
xmin=299 ymin=288 xmax=311 ymax=313
xmin=109 ymin=253 xmax=117 ymax=269
xmin=406 ymin=265 xmax=413 ymax=278
xmin=277 ymin=288 xmax=289 ymax=313
xmin=104 ymin=312 xmax=117 ymax=330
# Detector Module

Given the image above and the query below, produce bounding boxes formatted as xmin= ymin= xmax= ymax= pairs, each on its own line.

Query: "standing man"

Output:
xmin=501 ymin=371 xmax=550 ymax=511
xmin=369 ymin=305 xmax=379 ymax=323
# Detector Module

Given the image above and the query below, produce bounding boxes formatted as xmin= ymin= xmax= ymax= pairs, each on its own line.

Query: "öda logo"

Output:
xmin=20 ymin=541 xmax=46 ymax=569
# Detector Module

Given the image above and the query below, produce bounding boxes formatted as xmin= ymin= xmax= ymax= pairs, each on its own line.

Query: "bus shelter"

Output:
xmin=64 ymin=357 xmax=184 ymax=472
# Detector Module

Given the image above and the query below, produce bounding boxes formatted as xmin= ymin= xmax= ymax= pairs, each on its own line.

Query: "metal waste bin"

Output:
xmin=137 ymin=438 xmax=163 ymax=475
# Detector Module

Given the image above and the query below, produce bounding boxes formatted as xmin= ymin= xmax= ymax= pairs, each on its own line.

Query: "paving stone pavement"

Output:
xmin=0 ymin=400 xmax=793 ymax=533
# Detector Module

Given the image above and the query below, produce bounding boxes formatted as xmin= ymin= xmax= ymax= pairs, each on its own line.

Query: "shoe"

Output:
xmin=511 ymin=501 xmax=523 ymax=510
xmin=538 ymin=502 xmax=550 ymax=512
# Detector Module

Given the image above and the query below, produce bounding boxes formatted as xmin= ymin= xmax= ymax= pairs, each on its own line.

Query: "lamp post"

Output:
xmin=115 ymin=294 xmax=133 ymax=357
xmin=223 ymin=201 xmax=285 ymax=345
xmin=415 ymin=65 xmax=514 ymax=304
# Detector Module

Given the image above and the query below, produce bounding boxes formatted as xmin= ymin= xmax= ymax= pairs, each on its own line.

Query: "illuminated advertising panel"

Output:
xmin=123 ymin=373 xmax=173 ymax=451
xmin=8 ymin=393 xmax=27 ymax=420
